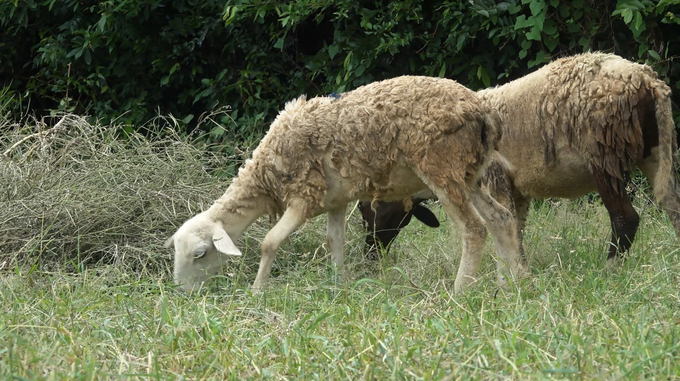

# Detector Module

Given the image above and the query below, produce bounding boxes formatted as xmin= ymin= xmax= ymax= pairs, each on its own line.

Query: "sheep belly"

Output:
xmin=510 ymin=145 xmax=596 ymax=199
xmin=319 ymin=159 xmax=427 ymax=212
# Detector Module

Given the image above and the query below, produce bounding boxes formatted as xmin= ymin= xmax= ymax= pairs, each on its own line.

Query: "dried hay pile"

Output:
xmin=0 ymin=114 xmax=244 ymax=274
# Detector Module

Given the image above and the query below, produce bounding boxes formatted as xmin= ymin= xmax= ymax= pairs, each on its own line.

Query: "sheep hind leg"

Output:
xmin=452 ymin=199 xmax=488 ymax=293
xmin=327 ymin=204 xmax=347 ymax=279
xmin=468 ymin=187 xmax=527 ymax=289
xmin=480 ymin=168 xmax=530 ymax=288
xmin=412 ymin=170 xmax=525 ymax=291
xmin=592 ymin=168 xmax=640 ymax=265
xmin=406 ymin=168 xmax=484 ymax=292
xmin=512 ymin=193 xmax=531 ymax=268
xmin=252 ymin=206 xmax=306 ymax=290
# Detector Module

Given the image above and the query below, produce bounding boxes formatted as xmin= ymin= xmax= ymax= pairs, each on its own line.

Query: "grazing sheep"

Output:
xmin=165 ymin=75 xmax=527 ymax=292
xmin=361 ymin=52 xmax=679 ymax=292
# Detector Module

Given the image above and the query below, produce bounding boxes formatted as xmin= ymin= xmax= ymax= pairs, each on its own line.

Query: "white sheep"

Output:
xmin=165 ymin=75 xmax=527 ymax=291
xmin=361 ymin=52 xmax=679 ymax=293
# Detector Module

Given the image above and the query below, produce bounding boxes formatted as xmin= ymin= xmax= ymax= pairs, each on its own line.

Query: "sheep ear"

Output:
xmin=413 ymin=205 xmax=440 ymax=228
xmin=212 ymin=227 xmax=242 ymax=256
xmin=164 ymin=235 xmax=175 ymax=249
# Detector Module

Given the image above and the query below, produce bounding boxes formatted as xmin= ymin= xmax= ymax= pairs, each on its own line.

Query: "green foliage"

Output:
xmin=1 ymin=0 xmax=678 ymax=136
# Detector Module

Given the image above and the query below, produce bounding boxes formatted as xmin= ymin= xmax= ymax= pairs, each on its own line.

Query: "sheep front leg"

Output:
xmin=469 ymin=188 xmax=527 ymax=289
xmin=252 ymin=206 xmax=306 ymax=290
xmin=514 ymin=194 xmax=531 ymax=237
xmin=327 ymin=204 xmax=348 ymax=277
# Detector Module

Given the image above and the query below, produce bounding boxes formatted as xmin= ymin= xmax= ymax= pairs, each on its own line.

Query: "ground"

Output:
xmin=2 ymin=192 xmax=680 ymax=380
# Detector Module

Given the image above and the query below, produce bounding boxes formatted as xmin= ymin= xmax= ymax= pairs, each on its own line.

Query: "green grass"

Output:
xmin=2 ymin=194 xmax=680 ymax=380
xmin=1 ymin=112 xmax=678 ymax=379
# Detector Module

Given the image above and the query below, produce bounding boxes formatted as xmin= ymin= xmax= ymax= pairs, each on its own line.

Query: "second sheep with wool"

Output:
xmin=361 ymin=52 xmax=680 ymax=292
xmin=165 ymin=75 xmax=527 ymax=291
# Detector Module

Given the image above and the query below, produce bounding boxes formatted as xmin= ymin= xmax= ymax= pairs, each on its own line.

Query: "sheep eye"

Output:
xmin=194 ymin=249 xmax=207 ymax=259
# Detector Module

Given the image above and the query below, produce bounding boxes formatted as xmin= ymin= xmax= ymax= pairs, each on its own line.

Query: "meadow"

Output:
xmin=1 ymin=115 xmax=679 ymax=380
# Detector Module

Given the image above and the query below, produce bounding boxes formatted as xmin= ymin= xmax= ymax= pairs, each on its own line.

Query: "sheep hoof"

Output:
xmin=453 ymin=276 xmax=478 ymax=294
xmin=332 ymin=268 xmax=346 ymax=286
xmin=497 ymin=264 xmax=528 ymax=292
xmin=605 ymin=256 xmax=620 ymax=270
xmin=251 ymin=282 xmax=265 ymax=294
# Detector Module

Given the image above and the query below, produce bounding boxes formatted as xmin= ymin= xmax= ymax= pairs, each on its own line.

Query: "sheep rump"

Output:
xmin=166 ymin=75 xmax=526 ymax=291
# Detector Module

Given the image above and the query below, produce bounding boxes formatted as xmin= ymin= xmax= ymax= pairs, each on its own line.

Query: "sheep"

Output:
xmin=359 ymin=52 xmax=679 ymax=292
xmin=164 ymin=75 xmax=527 ymax=292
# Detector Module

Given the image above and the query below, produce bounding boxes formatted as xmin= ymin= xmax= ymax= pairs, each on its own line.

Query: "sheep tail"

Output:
xmin=651 ymin=87 xmax=678 ymax=202
xmin=481 ymin=107 xmax=503 ymax=152
xmin=469 ymin=108 xmax=504 ymax=188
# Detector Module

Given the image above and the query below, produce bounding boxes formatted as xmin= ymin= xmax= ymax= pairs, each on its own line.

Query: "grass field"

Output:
xmin=1 ymin=115 xmax=679 ymax=379
xmin=2 ymin=196 xmax=680 ymax=380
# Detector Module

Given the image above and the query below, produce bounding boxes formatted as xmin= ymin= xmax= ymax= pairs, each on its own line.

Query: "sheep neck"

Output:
xmin=208 ymin=182 xmax=268 ymax=241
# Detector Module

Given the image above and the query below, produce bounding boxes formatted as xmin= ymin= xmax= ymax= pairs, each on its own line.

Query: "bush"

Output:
xmin=1 ymin=0 xmax=678 ymax=135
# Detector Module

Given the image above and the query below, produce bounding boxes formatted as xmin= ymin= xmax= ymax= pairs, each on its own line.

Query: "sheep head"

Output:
xmin=164 ymin=211 xmax=242 ymax=292
xmin=360 ymin=198 xmax=440 ymax=259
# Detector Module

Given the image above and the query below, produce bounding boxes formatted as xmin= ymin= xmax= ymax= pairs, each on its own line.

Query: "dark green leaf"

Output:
xmin=634 ymin=11 xmax=644 ymax=30
xmin=514 ymin=15 xmax=532 ymax=29
xmin=477 ymin=65 xmax=490 ymax=87
xmin=638 ymin=43 xmax=649 ymax=58
xmin=456 ymin=33 xmax=467 ymax=50
xmin=544 ymin=36 xmax=558 ymax=51
xmin=526 ymin=26 xmax=542 ymax=40
xmin=530 ymin=0 xmax=545 ymax=16
xmin=528 ymin=51 xmax=547 ymax=68
xmin=328 ymin=45 xmax=339 ymax=59
xmin=97 ymin=14 xmax=107 ymax=32
xmin=623 ymin=8 xmax=633 ymax=24
xmin=542 ymin=20 xmax=558 ymax=35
